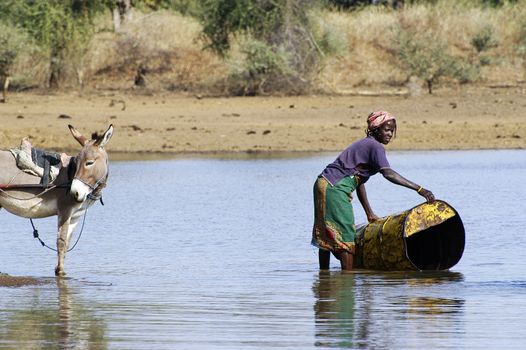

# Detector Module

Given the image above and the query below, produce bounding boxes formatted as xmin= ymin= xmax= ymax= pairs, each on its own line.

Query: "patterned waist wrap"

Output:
xmin=311 ymin=175 xmax=359 ymax=254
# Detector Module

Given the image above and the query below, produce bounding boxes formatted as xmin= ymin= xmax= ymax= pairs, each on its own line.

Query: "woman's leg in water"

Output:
xmin=319 ymin=249 xmax=330 ymax=270
xmin=339 ymin=251 xmax=354 ymax=270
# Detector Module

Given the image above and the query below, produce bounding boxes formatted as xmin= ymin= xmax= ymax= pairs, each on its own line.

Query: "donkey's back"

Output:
xmin=0 ymin=148 xmax=78 ymax=218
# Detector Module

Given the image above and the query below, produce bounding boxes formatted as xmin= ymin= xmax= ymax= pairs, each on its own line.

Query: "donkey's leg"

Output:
xmin=56 ymin=217 xmax=72 ymax=276
xmin=55 ymin=208 xmax=84 ymax=276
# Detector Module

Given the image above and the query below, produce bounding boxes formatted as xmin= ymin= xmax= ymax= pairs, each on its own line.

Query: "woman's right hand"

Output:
xmin=419 ymin=188 xmax=435 ymax=203
xmin=367 ymin=213 xmax=380 ymax=222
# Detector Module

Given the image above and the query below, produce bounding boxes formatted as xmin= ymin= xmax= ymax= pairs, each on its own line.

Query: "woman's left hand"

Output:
xmin=419 ymin=188 xmax=435 ymax=203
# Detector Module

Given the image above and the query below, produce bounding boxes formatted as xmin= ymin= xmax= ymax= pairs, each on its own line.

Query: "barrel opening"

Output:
xmin=405 ymin=215 xmax=465 ymax=270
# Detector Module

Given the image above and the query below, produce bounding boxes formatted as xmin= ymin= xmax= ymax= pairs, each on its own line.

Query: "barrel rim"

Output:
xmin=402 ymin=199 xmax=465 ymax=271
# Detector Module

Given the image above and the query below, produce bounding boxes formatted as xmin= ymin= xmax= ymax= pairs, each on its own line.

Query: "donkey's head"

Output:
xmin=68 ymin=125 xmax=113 ymax=203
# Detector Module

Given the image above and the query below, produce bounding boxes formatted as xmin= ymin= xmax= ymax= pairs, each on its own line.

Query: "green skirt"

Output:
xmin=311 ymin=176 xmax=359 ymax=254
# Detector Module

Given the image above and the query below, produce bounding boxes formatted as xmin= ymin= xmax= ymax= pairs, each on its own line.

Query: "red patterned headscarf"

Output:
xmin=367 ymin=110 xmax=396 ymax=133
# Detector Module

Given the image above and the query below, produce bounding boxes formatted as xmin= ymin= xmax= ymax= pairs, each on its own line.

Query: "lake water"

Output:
xmin=0 ymin=150 xmax=525 ymax=349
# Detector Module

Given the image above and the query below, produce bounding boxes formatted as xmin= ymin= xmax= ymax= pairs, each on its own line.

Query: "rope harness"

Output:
xmin=28 ymin=174 xmax=106 ymax=252
xmin=0 ymin=165 xmax=108 ymax=253
xmin=30 ymin=208 xmax=88 ymax=252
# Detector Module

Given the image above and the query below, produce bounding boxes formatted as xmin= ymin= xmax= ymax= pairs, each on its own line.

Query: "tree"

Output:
xmin=111 ymin=0 xmax=133 ymax=32
xmin=393 ymin=26 xmax=479 ymax=93
xmin=0 ymin=0 xmax=109 ymax=88
xmin=0 ymin=23 xmax=29 ymax=102
xmin=198 ymin=0 xmax=328 ymax=94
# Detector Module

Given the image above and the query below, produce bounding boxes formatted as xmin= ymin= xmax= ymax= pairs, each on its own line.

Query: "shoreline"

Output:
xmin=107 ymin=147 xmax=524 ymax=161
xmin=1 ymin=86 xmax=525 ymax=156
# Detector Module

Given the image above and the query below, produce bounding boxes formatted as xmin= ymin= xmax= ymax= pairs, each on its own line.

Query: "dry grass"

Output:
xmin=82 ymin=10 xmax=227 ymax=92
xmin=319 ymin=1 xmax=526 ymax=91
xmin=7 ymin=2 xmax=526 ymax=94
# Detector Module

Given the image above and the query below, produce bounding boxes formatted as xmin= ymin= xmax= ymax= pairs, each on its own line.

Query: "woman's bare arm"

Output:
xmin=380 ymin=168 xmax=435 ymax=203
xmin=357 ymin=184 xmax=380 ymax=222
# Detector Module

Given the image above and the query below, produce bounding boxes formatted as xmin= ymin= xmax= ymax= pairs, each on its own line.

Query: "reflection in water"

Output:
xmin=0 ymin=278 xmax=107 ymax=349
xmin=313 ymin=271 xmax=465 ymax=349
xmin=0 ymin=151 xmax=523 ymax=349
xmin=313 ymin=272 xmax=359 ymax=348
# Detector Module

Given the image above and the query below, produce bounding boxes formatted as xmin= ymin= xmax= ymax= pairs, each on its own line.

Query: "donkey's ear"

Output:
xmin=95 ymin=124 xmax=114 ymax=148
xmin=69 ymin=125 xmax=88 ymax=146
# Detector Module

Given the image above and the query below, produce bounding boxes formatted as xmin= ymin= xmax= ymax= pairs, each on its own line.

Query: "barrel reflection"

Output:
xmin=312 ymin=271 xmax=465 ymax=348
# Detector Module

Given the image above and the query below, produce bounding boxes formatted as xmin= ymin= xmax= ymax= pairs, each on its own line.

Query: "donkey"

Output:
xmin=0 ymin=125 xmax=113 ymax=276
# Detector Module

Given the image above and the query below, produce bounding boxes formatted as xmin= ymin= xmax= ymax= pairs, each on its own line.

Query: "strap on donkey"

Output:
xmin=30 ymin=148 xmax=62 ymax=188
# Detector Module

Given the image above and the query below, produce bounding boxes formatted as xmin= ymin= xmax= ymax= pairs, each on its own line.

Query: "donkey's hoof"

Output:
xmin=55 ymin=267 xmax=66 ymax=277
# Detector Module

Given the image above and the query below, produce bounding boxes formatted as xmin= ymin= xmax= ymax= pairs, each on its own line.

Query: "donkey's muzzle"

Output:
xmin=70 ymin=179 xmax=90 ymax=202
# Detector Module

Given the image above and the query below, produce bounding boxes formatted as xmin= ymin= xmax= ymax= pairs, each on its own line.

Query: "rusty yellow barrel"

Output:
xmin=354 ymin=200 xmax=465 ymax=271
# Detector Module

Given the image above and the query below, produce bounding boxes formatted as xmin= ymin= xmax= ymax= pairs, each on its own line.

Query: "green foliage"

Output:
xmin=324 ymin=0 xmax=431 ymax=10
xmin=325 ymin=0 xmax=372 ymax=9
xmin=449 ymin=60 xmax=480 ymax=83
xmin=480 ymin=0 xmax=518 ymax=7
xmin=150 ymin=0 xmax=203 ymax=15
xmin=240 ymin=40 xmax=290 ymax=77
xmin=0 ymin=0 xmax=108 ymax=45
xmin=0 ymin=23 xmax=24 ymax=74
xmin=226 ymin=39 xmax=292 ymax=95
xmin=325 ymin=0 xmax=518 ymax=10
xmin=471 ymin=25 xmax=497 ymax=52
xmin=199 ymin=0 xmax=286 ymax=55
xmin=479 ymin=55 xmax=492 ymax=65
xmin=197 ymin=0 xmax=332 ymax=94
xmin=516 ymin=21 xmax=526 ymax=55
xmin=0 ymin=0 xmax=110 ymax=87
xmin=0 ymin=21 xmax=47 ymax=88
xmin=310 ymin=15 xmax=348 ymax=57
xmin=1 ymin=0 xmax=517 ymax=94
xmin=393 ymin=26 xmax=479 ymax=93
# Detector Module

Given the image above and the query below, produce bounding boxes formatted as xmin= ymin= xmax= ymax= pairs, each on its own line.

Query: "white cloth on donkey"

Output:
xmin=9 ymin=138 xmax=61 ymax=181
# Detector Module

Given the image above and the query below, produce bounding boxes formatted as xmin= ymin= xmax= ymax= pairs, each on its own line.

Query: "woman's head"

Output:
xmin=366 ymin=110 xmax=397 ymax=144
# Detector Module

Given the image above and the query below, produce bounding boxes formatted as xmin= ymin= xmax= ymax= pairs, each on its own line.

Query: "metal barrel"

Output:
xmin=354 ymin=200 xmax=465 ymax=271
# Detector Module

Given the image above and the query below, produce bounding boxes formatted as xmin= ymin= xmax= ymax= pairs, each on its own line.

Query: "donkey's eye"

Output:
xmin=85 ymin=160 xmax=95 ymax=167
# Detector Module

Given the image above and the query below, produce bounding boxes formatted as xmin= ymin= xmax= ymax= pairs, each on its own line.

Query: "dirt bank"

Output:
xmin=0 ymin=85 xmax=525 ymax=156
xmin=0 ymin=273 xmax=49 ymax=287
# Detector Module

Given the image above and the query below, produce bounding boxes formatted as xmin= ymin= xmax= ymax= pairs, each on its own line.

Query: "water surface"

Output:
xmin=0 ymin=150 xmax=525 ymax=349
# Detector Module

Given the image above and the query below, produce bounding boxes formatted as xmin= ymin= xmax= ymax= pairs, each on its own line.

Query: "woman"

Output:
xmin=312 ymin=110 xmax=435 ymax=270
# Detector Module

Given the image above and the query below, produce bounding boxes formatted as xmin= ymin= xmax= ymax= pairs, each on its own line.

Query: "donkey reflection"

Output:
xmin=0 ymin=125 xmax=113 ymax=276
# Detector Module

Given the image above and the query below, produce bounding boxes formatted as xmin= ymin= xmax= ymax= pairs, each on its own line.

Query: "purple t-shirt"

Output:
xmin=321 ymin=136 xmax=390 ymax=185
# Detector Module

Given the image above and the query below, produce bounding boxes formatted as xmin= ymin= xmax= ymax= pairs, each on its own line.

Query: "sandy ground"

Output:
xmin=0 ymin=85 xmax=525 ymax=157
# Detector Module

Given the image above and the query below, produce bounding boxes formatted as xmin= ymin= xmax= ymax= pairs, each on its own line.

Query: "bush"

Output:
xmin=198 ymin=0 xmax=283 ymax=56
xmin=198 ymin=0 xmax=332 ymax=95
xmin=393 ymin=25 xmax=479 ymax=93
xmin=516 ymin=21 xmax=526 ymax=55
xmin=166 ymin=0 xmax=203 ymax=16
xmin=0 ymin=24 xmax=20 ymax=75
xmin=240 ymin=40 xmax=290 ymax=77
xmin=226 ymin=39 xmax=292 ymax=95
xmin=471 ymin=25 xmax=498 ymax=52
xmin=449 ymin=60 xmax=480 ymax=84
xmin=325 ymin=0 xmax=406 ymax=10
xmin=481 ymin=0 xmax=519 ymax=7
xmin=0 ymin=0 xmax=108 ymax=88
xmin=0 ymin=22 xmax=36 ymax=77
